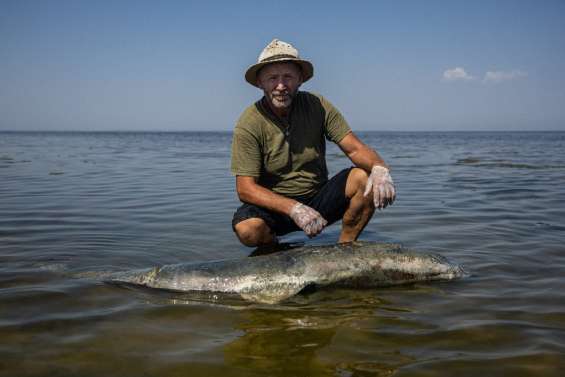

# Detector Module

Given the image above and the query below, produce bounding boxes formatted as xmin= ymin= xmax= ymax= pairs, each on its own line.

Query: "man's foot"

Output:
xmin=249 ymin=242 xmax=305 ymax=257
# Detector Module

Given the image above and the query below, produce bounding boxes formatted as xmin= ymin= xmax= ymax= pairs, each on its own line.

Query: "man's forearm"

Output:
xmin=348 ymin=144 xmax=388 ymax=172
xmin=236 ymin=176 xmax=328 ymax=237
xmin=236 ymin=178 xmax=297 ymax=216
xmin=338 ymin=132 xmax=389 ymax=172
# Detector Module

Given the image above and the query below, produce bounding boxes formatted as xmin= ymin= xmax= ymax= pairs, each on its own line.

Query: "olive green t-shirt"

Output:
xmin=231 ymin=91 xmax=351 ymax=197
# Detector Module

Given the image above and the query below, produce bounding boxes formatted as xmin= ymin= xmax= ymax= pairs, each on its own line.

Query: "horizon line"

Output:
xmin=1 ymin=129 xmax=564 ymax=133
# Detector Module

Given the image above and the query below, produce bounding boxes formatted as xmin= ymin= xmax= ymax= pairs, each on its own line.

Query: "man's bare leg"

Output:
xmin=339 ymin=168 xmax=375 ymax=243
xmin=234 ymin=217 xmax=277 ymax=247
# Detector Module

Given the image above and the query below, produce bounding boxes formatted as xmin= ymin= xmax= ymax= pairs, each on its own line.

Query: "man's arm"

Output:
xmin=236 ymin=176 xmax=327 ymax=236
xmin=337 ymin=132 xmax=388 ymax=172
xmin=236 ymin=176 xmax=297 ymax=215
xmin=337 ymin=132 xmax=396 ymax=209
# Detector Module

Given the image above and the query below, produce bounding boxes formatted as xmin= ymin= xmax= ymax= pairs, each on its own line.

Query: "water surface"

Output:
xmin=1 ymin=131 xmax=564 ymax=376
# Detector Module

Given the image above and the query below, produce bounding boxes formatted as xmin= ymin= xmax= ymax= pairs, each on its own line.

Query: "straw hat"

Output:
xmin=245 ymin=39 xmax=314 ymax=87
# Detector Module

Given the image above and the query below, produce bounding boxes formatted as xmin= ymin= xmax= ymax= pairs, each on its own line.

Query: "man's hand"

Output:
xmin=289 ymin=203 xmax=327 ymax=237
xmin=364 ymin=165 xmax=396 ymax=209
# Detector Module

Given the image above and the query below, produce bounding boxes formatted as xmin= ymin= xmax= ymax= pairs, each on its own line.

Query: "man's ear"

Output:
xmin=256 ymin=73 xmax=265 ymax=89
xmin=295 ymin=73 xmax=303 ymax=89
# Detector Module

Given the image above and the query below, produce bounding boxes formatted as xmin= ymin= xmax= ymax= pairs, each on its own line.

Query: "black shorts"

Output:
xmin=232 ymin=167 xmax=353 ymax=236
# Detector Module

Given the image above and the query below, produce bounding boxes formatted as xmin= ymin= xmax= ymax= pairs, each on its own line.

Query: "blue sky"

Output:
xmin=1 ymin=0 xmax=564 ymax=131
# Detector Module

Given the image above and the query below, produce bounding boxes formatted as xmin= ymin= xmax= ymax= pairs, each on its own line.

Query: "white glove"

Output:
xmin=289 ymin=203 xmax=328 ymax=237
xmin=363 ymin=165 xmax=396 ymax=209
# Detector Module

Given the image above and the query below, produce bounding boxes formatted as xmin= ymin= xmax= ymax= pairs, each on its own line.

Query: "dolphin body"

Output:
xmin=108 ymin=242 xmax=465 ymax=304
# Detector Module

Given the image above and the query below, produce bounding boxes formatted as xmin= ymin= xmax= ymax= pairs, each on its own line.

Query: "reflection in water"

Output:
xmin=222 ymin=290 xmax=414 ymax=377
xmin=225 ymin=310 xmax=337 ymax=375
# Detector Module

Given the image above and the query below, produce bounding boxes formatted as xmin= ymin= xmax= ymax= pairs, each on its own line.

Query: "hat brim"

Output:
xmin=245 ymin=58 xmax=314 ymax=87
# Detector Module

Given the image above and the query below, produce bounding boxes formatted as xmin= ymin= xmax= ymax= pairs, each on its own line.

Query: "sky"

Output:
xmin=1 ymin=0 xmax=564 ymax=132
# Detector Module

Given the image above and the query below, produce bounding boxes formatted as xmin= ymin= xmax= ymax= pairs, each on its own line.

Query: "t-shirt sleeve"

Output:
xmin=318 ymin=95 xmax=352 ymax=144
xmin=230 ymin=126 xmax=262 ymax=177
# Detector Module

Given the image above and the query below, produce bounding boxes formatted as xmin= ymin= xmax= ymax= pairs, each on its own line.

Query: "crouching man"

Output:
xmin=231 ymin=39 xmax=395 ymax=247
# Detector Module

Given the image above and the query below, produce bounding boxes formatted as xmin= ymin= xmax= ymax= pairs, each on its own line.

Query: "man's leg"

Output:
xmin=234 ymin=218 xmax=277 ymax=247
xmin=232 ymin=203 xmax=299 ymax=247
xmin=339 ymin=168 xmax=375 ymax=243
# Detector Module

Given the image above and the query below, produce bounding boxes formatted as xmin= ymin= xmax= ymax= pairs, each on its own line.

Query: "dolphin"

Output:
xmin=107 ymin=241 xmax=466 ymax=304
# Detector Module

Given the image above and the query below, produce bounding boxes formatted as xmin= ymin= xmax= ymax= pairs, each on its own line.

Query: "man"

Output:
xmin=231 ymin=39 xmax=395 ymax=247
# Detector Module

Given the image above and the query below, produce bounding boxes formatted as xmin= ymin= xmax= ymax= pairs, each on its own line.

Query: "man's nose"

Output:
xmin=275 ymin=80 xmax=287 ymax=89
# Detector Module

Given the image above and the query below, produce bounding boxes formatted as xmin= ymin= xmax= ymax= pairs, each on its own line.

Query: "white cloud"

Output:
xmin=442 ymin=67 xmax=474 ymax=82
xmin=483 ymin=70 xmax=527 ymax=83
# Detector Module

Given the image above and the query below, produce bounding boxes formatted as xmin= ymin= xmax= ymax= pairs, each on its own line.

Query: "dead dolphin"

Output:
xmin=108 ymin=241 xmax=466 ymax=304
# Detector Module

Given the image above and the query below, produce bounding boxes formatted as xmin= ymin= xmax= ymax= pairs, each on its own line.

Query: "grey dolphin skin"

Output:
xmin=108 ymin=242 xmax=466 ymax=304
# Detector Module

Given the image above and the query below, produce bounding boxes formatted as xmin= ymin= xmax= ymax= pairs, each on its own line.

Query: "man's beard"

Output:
xmin=268 ymin=89 xmax=296 ymax=109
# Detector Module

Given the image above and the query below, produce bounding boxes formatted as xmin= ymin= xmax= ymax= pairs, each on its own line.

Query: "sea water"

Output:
xmin=1 ymin=131 xmax=564 ymax=376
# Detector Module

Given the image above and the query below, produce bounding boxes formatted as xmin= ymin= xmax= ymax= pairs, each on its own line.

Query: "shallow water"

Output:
xmin=1 ymin=131 xmax=564 ymax=376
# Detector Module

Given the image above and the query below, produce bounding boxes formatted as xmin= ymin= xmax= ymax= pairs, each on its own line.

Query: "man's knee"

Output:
xmin=234 ymin=218 xmax=274 ymax=247
xmin=346 ymin=167 xmax=370 ymax=199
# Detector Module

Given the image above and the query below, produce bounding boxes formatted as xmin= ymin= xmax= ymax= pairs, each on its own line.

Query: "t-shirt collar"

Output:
xmin=257 ymin=96 xmax=295 ymax=126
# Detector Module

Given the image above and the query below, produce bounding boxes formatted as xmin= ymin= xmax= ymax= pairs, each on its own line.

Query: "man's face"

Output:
xmin=256 ymin=62 xmax=303 ymax=111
